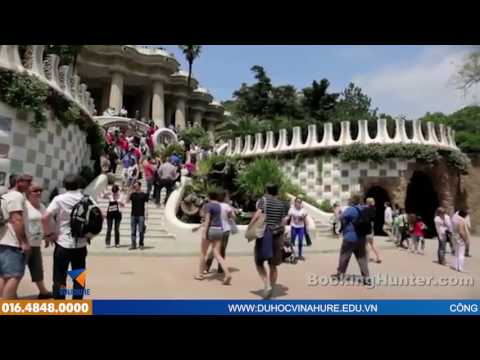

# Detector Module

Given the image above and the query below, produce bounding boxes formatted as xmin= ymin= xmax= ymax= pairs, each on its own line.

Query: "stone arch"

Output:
xmin=405 ymin=170 xmax=440 ymax=237
xmin=365 ymin=185 xmax=392 ymax=235
xmin=152 ymin=128 xmax=178 ymax=147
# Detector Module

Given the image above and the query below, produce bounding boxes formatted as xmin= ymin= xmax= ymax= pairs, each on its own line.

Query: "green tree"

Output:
xmin=46 ymin=45 xmax=84 ymax=72
xmin=333 ymin=82 xmax=377 ymax=122
xmin=457 ymin=48 xmax=480 ymax=91
xmin=233 ymin=65 xmax=273 ymax=117
xmin=418 ymin=106 xmax=480 ymax=153
xmin=214 ymin=115 xmax=265 ymax=141
xmin=301 ymin=79 xmax=339 ymax=122
xmin=178 ymin=45 xmax=202 ymax=95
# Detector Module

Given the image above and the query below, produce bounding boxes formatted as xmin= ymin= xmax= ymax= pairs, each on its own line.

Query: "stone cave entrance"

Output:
xmin=405 ymin=171 xmax=439 ymax=238
xmin=365 ymin=186 xmax=391 ymax=236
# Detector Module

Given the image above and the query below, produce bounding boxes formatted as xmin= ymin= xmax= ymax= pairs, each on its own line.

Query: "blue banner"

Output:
xmin=92 ymin=300 xmax=480 ymax=316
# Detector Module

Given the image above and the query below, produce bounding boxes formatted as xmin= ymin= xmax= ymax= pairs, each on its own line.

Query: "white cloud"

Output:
xmin=353 ymin=46 xmax=480 ymax=119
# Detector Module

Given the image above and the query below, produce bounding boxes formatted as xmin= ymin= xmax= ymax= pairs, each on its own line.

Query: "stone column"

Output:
xmin=109 ymin=72 xmax=124 ymax=113
xmin=165 ymin=106 xmax=173 ymax=127
xmin=141 ymin=90 xmax=151 ymax=121
xmin=152 ymin=81 xmax=165 ymax=127
xmin=207 ymin=121 xmax=215 ymax=145
xmin=101 ymin=84 xmax=110 ymax=114
xmin=175 ymin=97 xmax=186 ymax=130
xmin=193 ymin=110 xmax=203 ymax=127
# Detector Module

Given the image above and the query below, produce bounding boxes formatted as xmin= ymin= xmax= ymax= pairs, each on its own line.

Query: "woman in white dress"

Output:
xmin=451 ymin=209 xmax=469 ymax=272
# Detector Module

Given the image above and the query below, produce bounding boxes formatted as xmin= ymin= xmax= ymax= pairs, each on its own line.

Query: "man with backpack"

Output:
xmin=332 ymin=193 xmax=371 ymax=286
xmin=41 ymin=175 xmax=102 ymax=299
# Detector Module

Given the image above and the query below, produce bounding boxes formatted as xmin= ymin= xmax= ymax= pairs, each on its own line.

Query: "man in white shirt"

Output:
xmin=434 ymin=207 xmax=452 ymax=266
xmin=154 ymin=159 xmax=178 ymax=206
xmin=383 ymin=202 xmax=393 ymax=241
xmin=0 ymin=174 xmax=32 ymax=299
xmin=42 ymin=175 xmax=91 ymax=300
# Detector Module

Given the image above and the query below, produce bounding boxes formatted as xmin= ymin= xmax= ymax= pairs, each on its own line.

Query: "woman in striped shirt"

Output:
xmin=249 ymin=184 xmax=287 ymax=299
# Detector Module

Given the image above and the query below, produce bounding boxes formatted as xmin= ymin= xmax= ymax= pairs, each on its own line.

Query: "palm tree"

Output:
xmin=178 ymin=45 xmax=202 ymax=126
xmin=215 ymin=115 xmax=264 ymax=141
xmin=178 ymin=45 xmax=202 ymax=93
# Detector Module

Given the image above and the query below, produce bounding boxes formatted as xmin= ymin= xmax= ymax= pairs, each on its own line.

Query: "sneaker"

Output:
xmin=363 ymin=278 xmax=373 ymax=287
xmin=106 ymin=245 xmax=111 ymax=249
xmin=465 ymin=254 xmax=472 ymax=258
xmin=140 ymin=245 xmax=145 ymax=250
xmin=115 ymin=244 xmax=120 ymax=248
xmin=331 ymin=273 xmax=344 ymax=281
xmin=129 ymin=246 xmax=137 ymax=250
xmin=263 ymin=285 xmax=273 ymax=299
xmin=38 ymin=292 xmax=54 ymax=299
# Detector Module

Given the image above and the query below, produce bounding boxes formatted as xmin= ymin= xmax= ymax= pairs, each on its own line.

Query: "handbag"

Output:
xmin=245 ymin=213 xmax=265 ymax=242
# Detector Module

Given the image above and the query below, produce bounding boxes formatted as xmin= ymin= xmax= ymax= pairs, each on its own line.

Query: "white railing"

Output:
xmin=220 ymin=118 xmax=458 ymax=157
xmin=0 ymin=45 xmax=95 ymax=117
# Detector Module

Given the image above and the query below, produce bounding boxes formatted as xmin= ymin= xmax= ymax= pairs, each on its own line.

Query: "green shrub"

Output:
xmin=319 ymin=199 xmax=334 ymax=212
xmin=0 ymin=69 xmax=49 ymax=131
xmin=236 ymin=158 xmax=285 ymax=199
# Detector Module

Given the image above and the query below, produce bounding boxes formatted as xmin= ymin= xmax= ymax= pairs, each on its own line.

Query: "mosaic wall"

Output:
xmin=280 ymin=154 xmax=414 ymax=205
xmin=0 ymin=102 xmax=92 ymax=201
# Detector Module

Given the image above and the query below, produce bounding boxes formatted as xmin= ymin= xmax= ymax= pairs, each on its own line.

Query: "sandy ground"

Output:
xmin=17 ymin=236 xmax=480 ymax=300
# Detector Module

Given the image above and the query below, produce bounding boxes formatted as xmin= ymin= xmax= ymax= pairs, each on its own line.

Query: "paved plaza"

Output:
xmin=17 ymin=235 xmax=480 ymax=300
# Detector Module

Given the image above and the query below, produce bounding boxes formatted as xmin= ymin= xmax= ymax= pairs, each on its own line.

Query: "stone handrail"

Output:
xmin=218 ymin=118 xmax=459 ymax=157
xmin=83 ymin=174 xmax=109 ymax=201
xmin=0 ymin=45 xmax=96 ymax=117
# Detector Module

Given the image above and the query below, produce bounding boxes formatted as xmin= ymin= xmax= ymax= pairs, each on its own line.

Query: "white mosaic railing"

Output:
xmin=0 ymin=45 xmax=95 ymax=117
xmin=218 ymin=118 xmax=458 ymax=157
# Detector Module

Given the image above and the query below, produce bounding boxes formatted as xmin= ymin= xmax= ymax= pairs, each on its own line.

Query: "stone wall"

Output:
xmin=279 ymin=154 xmax=413 ymax=206
xmin=461 ymin=155 xmax=480 ymax=233
xmin=0 ymin=101 xmax=92 ymax=202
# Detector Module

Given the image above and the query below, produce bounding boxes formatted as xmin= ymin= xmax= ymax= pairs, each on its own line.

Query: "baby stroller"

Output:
xmin=282 ymin=228 xmax=298 ymax=264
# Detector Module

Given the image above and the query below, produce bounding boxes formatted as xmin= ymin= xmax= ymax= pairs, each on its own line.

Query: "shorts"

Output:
xmin=27 ymin=246 xmax=44 ymax=282
xmin=207 ymin=227 xmax=225 ymax=242
xmin=0 ymin=245 xmax=26 ymax=279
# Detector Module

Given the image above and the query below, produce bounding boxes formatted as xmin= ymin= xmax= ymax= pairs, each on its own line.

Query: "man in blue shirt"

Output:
xmin=332 ymin=193 xmax=371 ymax=285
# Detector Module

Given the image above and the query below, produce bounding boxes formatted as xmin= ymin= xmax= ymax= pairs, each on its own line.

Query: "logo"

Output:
xmin=67 ymin=269 xmax=87 ymax=287
xmin=60 ymin=269 xmax=91 ymax=297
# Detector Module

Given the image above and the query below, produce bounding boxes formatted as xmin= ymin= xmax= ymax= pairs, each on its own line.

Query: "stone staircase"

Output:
xmin=91 ymin=167 xmax=177 ymax=253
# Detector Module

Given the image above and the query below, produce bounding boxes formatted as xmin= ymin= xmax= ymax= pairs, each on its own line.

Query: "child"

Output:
xmin=411 ymin=215 xmax=427 ymax=255
xmin=285 ymin=198 xmax=308 ymax=261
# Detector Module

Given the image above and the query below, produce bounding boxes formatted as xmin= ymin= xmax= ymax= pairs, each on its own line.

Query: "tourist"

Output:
xmin=383 ymin=202 xmax=393 ymax=241
xmin=332 ymin=202 xmax=341 ymax=236
xmin=108 ymin=144 xmax=119 ymax=175
xmin=121 ymin=150 xmax=135 ymax=190
xmin=205 ymin=191 xmax=235 ymax=274
xmin=410 ymin=215 xmax=426 ymax=255
xmin=454 ymin=209 xmax=471 ymax=257
xmin=154 ymin=158 xmax=178 ymax=206
xmin=25 ymin=184 xmax=53 ymax=299
xmin=451 ymin=210 xmax=469 ymax=272
xmin=184 ymin=157 xmax=197 ymax=177
xmin=128 ymin=181 xmax=149 ymax=250
xmin=105 ymin=184 xmax=124 ymax=248
xmin=0 ymin=174 xmax=32 ymax=299
xmin=142 ymin=156 xmax=155 ymax=201
xmin=248 ymin=184 xmax=287 ymax=299
xmin=100 ymin=152 xmax=110 ymax=174
xmin=126 ymin=158 xmax=139 ymax=189
xmin=434 ymin=207 xmax=452 ymax=266
xmin=195 ymin=189 xmax=232 ymax=285
xmin=332 ymin=193 xmax=370 ymax=285
xmin=41 ymin=175 xmax=91 ymax=299
xmin=285 ymin=197 xmax=308 ymax=261
xmin=365 ymin=197 xmax=381 ymax=263
xmin=396 ymin=209 xmax=410 ymax=249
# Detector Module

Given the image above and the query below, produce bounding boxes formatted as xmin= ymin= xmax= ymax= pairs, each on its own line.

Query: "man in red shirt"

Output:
xmin=142 ymin=156 xmax=155 ymax=200
xmin=118 ymin=135 xmax=129 ymax=157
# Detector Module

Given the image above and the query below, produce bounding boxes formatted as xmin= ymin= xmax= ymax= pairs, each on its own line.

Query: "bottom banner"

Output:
xmin=92 ymin=300 xmax=480 ymax=316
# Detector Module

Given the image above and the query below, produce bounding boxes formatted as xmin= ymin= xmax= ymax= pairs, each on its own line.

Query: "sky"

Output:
xmin=157 ymin=45 xmax=480 ymax=119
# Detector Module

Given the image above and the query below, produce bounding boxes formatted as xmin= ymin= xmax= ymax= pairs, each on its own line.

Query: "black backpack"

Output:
xmin=352 ymin=206 xmax=372 ymax=237
xmin=70 ymin=195 xmax=103 ymax=243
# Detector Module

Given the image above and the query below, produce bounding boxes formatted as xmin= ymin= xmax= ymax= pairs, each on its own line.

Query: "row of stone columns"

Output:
xmin=104 ymin=72 xmax=206 ymax=130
